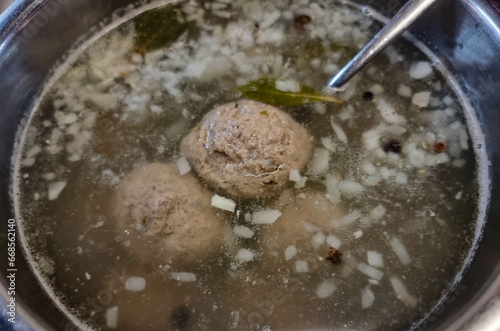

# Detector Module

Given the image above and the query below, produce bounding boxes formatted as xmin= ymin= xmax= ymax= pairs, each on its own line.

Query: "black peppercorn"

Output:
xmin=362 ymin=91 xmax=374 ymax=101
xmin=171 ymin=306 xmax=190 ymax=328
xmin=383 ymin=139 xmax=402 ymax=154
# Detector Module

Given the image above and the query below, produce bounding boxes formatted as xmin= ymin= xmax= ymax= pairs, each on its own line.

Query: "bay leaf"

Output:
xmin=134 ymin=6 xmax=190 ymax=54
xmin=236 ymin=78 xmax=344 ymax=107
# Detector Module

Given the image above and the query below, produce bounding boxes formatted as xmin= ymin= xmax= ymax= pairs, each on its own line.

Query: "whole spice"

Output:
xmin=294 ymin=15 xmax=312 ymax=29
xmin=383 ymin=139 xmax=402 ymax=154
xmin=434 ymin=142 xmax=447 ymax=153
xmin=326 ymin=248 xmax=342 ymax=264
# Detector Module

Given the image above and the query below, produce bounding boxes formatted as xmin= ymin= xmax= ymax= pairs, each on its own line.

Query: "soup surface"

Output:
xmin=14 ymin=0 xmax=480 ymax=330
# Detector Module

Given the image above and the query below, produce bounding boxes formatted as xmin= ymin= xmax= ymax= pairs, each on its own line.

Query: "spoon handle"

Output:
xmin=327 ymin=0 xmax=440 ymax=89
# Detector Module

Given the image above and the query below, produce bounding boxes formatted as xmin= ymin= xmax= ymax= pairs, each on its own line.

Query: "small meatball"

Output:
xmin=181 ymin=99 xmax=312 ymax=199
xmin=260 ymin=189 xmax=346 ymax=254
xmin=113 ymin=163 xmax=224 ymax=265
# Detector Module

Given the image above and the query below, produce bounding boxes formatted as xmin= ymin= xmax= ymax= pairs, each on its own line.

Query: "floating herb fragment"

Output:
xmin=134 ymin=6 xmax=190 ymax=54
xmin=236 ymin=78 xmax=344 ymax=107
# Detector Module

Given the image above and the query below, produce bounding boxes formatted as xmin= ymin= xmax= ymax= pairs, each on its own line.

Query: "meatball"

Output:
xmin=113 ymin=163 xmax=224 ymax=265
xmin=260 ymin=189 xmax=347 ymax=258
xmin=180 ymin=99 xmax=312 ymax=199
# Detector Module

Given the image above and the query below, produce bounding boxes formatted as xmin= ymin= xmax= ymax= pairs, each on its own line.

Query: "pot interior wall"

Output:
xmin=0 ymin=0 xmax=499 ymax=330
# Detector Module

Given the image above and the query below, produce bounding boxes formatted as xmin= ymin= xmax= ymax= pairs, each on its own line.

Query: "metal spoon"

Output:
xmin=328 ymin=0 xmax=440 ymax=89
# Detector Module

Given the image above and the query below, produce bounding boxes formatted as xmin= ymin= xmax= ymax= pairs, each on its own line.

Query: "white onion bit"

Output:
xmin=48 ymin=181 xmax=67 ymax=201
xmin=367 ymin=251 xmax=384 ymax=268
xmin=330 ymin=118 xmax=348 ymax=144
xmin=326 ymin=235 xmax=342 ymax=249
xmin=176 ymin=156 xmax=191 ymax=175
xmin=311 ymin=232 xmax=326 ymax=249
xmin=357 ymin=262 xmax=384 ymax=281
xmin=341 ymin=210 xmax=362 ymax=225
xmin=289 ymin=169 xmax=302 ymax=182
xmin=211 ymin=195 xmax=236 ymax=212
xmin=377 ymin=97 xmax=407 ymax=125
xmin=361 ymin=287 xmax=375 ymax=308
xmin=390 ymin=237 xmax=411 ymax=265
xmin=233 ymin=225 xmax=254 ymax=239
xmin=171 ymin=272 xmax=197 ymax=282
xmin=412 ymin=91 xmax=431 ymax=108
xmin=106 ymin=307 xmax=119 ymax=329
xmin=325 ymin=174 xmax=341 ymax=204
xmin=125 ymin=277 xmax=146 ymax=292
xmin=236 ymin=248 xmax=255 ymax=262
xmin=252 ymin=209 xmax=282 ymax=224
xmin=409 ymin=61 xmax=433 ymax=79
xmin=338 ymin=180 xmax=364 ymax=195
xmin=316 ymin=280 xmax=336 ymax=299
xmin=285 ymin=245 xmax=298 ymax=261
xmin=295 ymin=260 xmax=309 ymax=273
xmin=309 ymin=147 xmax=330 ymax=176
xmin=370 ymin=204 xmax=386 ymax=220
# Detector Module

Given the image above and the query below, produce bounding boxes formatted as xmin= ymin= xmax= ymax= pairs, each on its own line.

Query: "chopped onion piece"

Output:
xmin=436 ymin=153 xmax=450 ymax=164
xmin=368 ymin=279 xmax=380 ymax=285
xmin=309 ymin=148 xmax=330 ymax=176
xmin=353 ymin=230 xmax=363 ymax=239
xmin=321 ymin=137 xmax=336 ymax=152
xmin=311 ymin=232 xmax=326 ymax=249
xmin=390 ymin=276 xmax=409 ymax=301
xmin=325 ymin=174 xmax=341 ymax=204
xmin=302 ymin=221 xmax=321 ymax=233
xmin=106 ymin=307 xmax=119 ymax=329
xmin=370 ymin=204 xmax=386 ymax=220
xmin=367 ymin=251 xmax=384 ymax=268
xmin=362 ymin=128 xmax=381 ymax=150
xmin=412 ymin=91 xmax=431 ymax=108
xmin=370 ymin=84 xmax=384 ymax=95
xmin=330 ymin=118 xmax=348 ymax=144
xmin=171 ymin=272 xmax=197 ymax=282
xmin=377 ymin=97 xmax=407 ymax=125
xmin=252 ymin=209 xmax=282 ymax=224
xmin=316 ymin=281 xmax=336 ymax=299
xmin=339 ymin=180 xmax=364 ymax=195
xmin=395 ymin=172 xmax=408 ymax=185
xmin=295 ymin=260 xmax=309 ymax=273
xmin=275 ymin=79 xmax=300 ymax=92
xmin=236 ymin=248 xmax=255 ymax=262
xmin=397 ymin=84 xmax=412 ymax=98
xmin=390 ymin=237 xmax=411 ymax=265
xmin=361 ymin=161 xmax=378 ymax=175
xmin=294 ymin=176 xmax=307 ymax=189
xmin=233 ymin=225 xmax=254 ymax=238
xmin=176 ymin=156 xmax=191 ymax=175
xmin=361 ymin=287 xmax=375 ymax=308
xmin=341 ymin=210 xmax=362 ymax=225
xmin=285 ymin=245 xmax=298 ymax=261
xmin=211 ymin=195 xmax=236 ymax=212
xmin=357 ymin=262 xmax=383 ymax=281
xmin=326 ymin=235 xmax=342 ymax=249
xmin=125 ymin=277 xmax=146 ymax=292
xmin=408 ymin=149 xmax=426 ymax=168
xmin=289 ymin=169 xmax=302 ymax=182
xmin=409 ymin=61 xmax=433 ymax=79
xmin=48 ymin=181 xmax=67 ymax=201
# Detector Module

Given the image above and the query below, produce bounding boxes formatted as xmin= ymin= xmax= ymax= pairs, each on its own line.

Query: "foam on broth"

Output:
xmin=11 ymin=0 xmax=489 ymax=330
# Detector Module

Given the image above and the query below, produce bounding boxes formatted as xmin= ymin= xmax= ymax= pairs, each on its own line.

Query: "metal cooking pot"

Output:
xmin=0 ymin=0 xmax=499 ymax=330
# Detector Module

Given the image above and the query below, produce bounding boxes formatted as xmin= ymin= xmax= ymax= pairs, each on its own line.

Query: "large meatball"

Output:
xmin=113 ymin=163 xmax=224 ymax=265
xmin=180 ymin=99 xmax=312 ymax=199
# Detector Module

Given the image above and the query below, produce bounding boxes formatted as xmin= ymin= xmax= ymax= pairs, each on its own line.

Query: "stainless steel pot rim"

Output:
xmin=0 ymin=0 xmax=499 ymax=330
